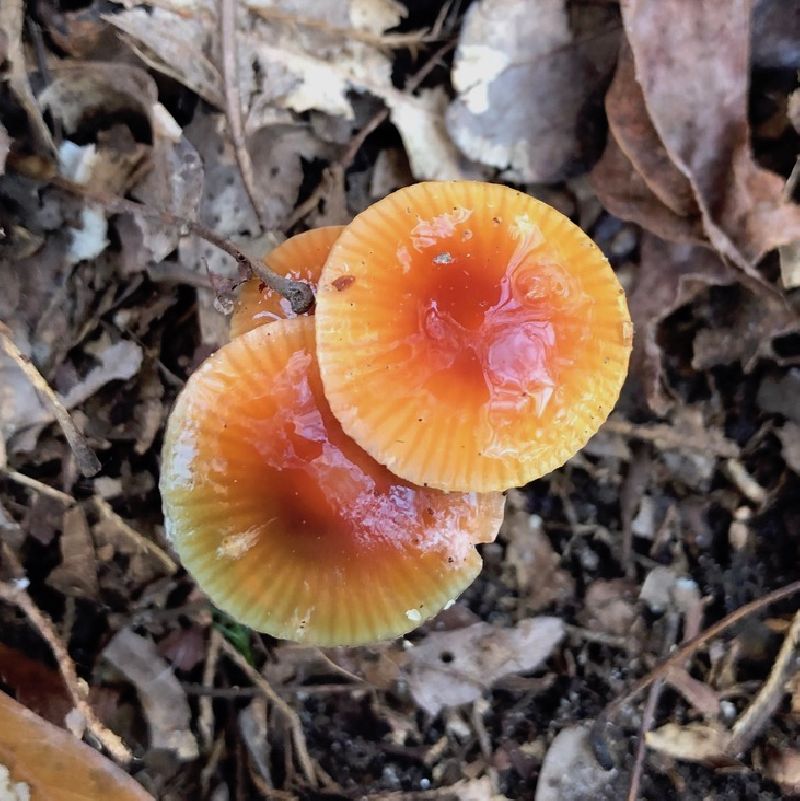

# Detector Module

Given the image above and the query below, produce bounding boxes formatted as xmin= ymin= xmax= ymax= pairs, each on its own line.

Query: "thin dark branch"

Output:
xmin=7 ymin=155 xmax=314 ymax=314
xmin=592 ymin=578 xmax=800 ymax=768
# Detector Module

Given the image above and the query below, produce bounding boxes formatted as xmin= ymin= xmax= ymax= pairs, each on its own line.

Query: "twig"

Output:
xmin=726 ymin=608 xmax=800 ymax=756
xmin=0 ymin=322 xmax=100 ymax=477
xmin=1 ymin=468 xmax=76 ymax=505
xmin=91 ymin=496 xmax=177 ymax=574
xmin=0 ymin=567 xmax=131 ymax=763
xmin=219 ymin=0 xmax=264 ymax=228
xmin=625 ymin=680 xmax=661 ymax=801
xmin=592 ymin=578 xmax=800 ymax=767
xmin=7 ymin=156 xmax=314 ymax=314
xmin=199 ymin=627 xmax=223 ymax=750
xmin=625 ymin=610 xmax=681 ymax=801
xmin=283 ymin=38 xmax=456 ymax=229
xmin=218 ymin=637 xmax=317 ymax=786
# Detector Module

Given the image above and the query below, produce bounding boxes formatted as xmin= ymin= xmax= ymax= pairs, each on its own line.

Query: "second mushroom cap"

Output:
xmin=315 ymin=181 xmax=633 ymax=492
xmin=160 ymin=316 xmax=504 ymax=646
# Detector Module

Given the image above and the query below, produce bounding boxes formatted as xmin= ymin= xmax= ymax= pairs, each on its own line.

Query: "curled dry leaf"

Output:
xmin=404 ymin=618 xmax=564 ymax=715
xmin=629 ymin=235 xmax=734 ymax=414
xmin=605 ymin=39 xmax=697 ymax=219
xmin=0 ymin=690 xmax=154 ymax=801
xmin=591 ymin=37 xmax=706 ymax=245
xmin=621 ymin=0 xmax=800 ymax=274
xmin=103 ymin=629 xmax=199 ymax=761
xmin=447 ymin=0 xmax=618 ymax=182
xmin=590 ymin=132 xmax=705 ymax=245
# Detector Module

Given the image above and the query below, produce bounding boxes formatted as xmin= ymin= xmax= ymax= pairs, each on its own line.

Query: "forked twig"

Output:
xmin=218 ymin=637 xmax=317 ymax=786
xmin=7 ymin=156 xmax=314 ymax=314
xmin=592 ymin=579 xmax=800 ymax=768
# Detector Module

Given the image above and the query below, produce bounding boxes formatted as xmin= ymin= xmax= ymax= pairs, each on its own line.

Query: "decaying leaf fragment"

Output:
xmin=404 ymin=618 xmax=564 ymax=715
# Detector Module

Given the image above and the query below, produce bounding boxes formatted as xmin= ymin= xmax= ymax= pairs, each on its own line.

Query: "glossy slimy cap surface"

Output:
xmin=315 ymin=181 xmax=633 ymax=492
xmin=229 ymin=226 xmax=344 ymax=339
xmin=160 ymin=317 xmax=504 ymax=646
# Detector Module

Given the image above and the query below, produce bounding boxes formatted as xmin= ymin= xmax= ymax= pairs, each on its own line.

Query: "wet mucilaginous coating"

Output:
xmin=160 ymin=317 xmax=504 ymax=646
xmin=315 ymin=181 xmax=633 ymax=492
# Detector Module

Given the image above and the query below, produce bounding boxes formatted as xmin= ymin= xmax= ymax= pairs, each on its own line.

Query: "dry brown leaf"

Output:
xmin=47 ymin=504 xmax=99 ymax=599
xmin=645 ymin=722 xmax=735 ymax=765
xmin=0 ymin=690 xmax=155 ymax=801
xmin=404 ymin=618 xmax=564 ymax=715
xmin=605 ymin=38 xmax=697 ymax=218
xmin=106 ymin=6 xmax=223 ymax=107
xmin=590 ymin=132 xmax=706 ymax=245
xmin=535 ymin=725 xmax=623 ymax=801
xmin=0 ymin=0 xmax=55 ymax=156
xmin=629 ymin=235 xmax=734 ymax=414
xmin=665 ymin=668 xmax=722 ymax=718
xmin=447 ymin=0 xmax=618 ymax=182
xmin=104 ymin=629 xmax=199 ymax=760
xmin=622 ymin=0 xmax=800 ymax=275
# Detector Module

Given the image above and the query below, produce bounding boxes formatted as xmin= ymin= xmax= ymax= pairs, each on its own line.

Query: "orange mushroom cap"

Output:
xmin=160 ymin=317 xmax=504 ymax=646
xmin=0 ymin=691 xmax=154 ymax=801
xmin=315 ymin=181 xmax=632 ymax=492
xmin=229 ymin=225 xmax=344 ymax=339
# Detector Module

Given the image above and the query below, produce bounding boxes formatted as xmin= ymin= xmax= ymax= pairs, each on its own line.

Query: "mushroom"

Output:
xmin=315 ymin=181 xmax=632 ymax=492
xmin=230 ymin=225 xmax=344 ymax=338
xmin=160 ymin=317 xmax=504 ymax=645
xmin=0 ymin=690 xmax=153 ymax=801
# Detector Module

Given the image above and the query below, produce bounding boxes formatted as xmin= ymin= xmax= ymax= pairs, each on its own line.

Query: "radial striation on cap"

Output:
xmin=229 ymin=225 xmax=344 ymax=339
xmin=160 ymin=317 xmax=504 ymax=646
xmin=315 ymin=181 xmax=633 ymax=492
